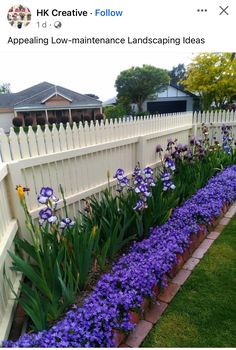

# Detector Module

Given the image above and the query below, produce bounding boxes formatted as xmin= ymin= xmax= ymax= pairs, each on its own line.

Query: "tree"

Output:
xmin=115 ymin=65 xmax=170 ymax=112
xmin=0 ymin=82 xmax=11 ymax=94
xmin=181 ymin=53 xmax=236 ymax=110
xmin=85 ymin=93 xmax=99 ymax=100
xmin=169 ymin=63 xmax=186 ymax=87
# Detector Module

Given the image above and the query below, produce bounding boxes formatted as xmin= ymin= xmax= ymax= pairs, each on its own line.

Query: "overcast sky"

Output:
xmin=0 ymin=52 xmax=196 ymax=101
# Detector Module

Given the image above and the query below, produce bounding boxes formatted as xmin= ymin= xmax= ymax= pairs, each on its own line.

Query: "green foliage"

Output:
xmin=115 ymin=64 xmax=170 ymax=112
xmin=0 ymin=82 xmax=11 ymax=94
xmin=103 ymin=104 xmax=129 ymax=120
xmin=169 ymin=63 xmax=186 ymax=87
xmin=81 ymin=189 xmax=136 ymax=269
xmin=182 ymin=53 xmax=236 ymax=110
xmin=6 ymin=190 xmax=99 ymax=330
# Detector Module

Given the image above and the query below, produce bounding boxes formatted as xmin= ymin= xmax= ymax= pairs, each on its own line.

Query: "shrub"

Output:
xmin=95 ymin=113 xmax=104 ymax=121
xmin=61 ymin=115 xmax=69 ymax=124
xmin=83 ymin=114 xmax=91 ymax=123
xmin=48 ymin=116 xmax=57 ymax=125
xmin=72 ymin=115 xmax=81 ymax=123
xmin=36 ymin=116 xmax=46 ymax=126
xmin=24 ymin=117 xmax=34 ymax=126
xmin=12 ymin=117 xmax=23 ymax=127
xmin=103 ymin=104 xmax=128 ymax=119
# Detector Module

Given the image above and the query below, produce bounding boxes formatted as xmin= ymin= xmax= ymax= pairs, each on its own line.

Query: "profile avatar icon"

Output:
xmin=7 ymin=4 xmax=31 ymax=28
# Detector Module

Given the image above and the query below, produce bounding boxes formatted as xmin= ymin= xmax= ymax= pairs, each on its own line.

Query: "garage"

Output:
xmin=147 ymin=100 xmax=187 ymax=114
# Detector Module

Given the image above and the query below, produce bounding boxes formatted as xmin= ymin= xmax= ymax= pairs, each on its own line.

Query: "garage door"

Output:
xmin=147 ymin=100 xmax=187 ymax=114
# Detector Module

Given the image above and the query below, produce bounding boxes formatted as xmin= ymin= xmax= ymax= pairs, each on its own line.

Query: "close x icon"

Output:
xmin=219 ymin=5 xmax=229 ymax=15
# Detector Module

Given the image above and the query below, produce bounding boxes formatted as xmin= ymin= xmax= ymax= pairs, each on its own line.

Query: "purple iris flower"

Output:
xmin=113 ymin=168 xmax=125 ymax=180
xmin=161 ymin=172 xmax=171 ymax=182
xmin=133 ymin=175 xmax=144 ymax=186
xmin=59 ymin=218 xmax=75 ymax=229
xmin=119 ymin=176 xmax=130 ymax=187
xmin=143 ymin=167 xmax=154 ymax=178
xmin=164 ymin=158 xmax=176 ymax=171
xmin=39 ymin=207 xmax=58 ymax=225
xmin=133 ymin=199 xmax=147 ymax=210
xmin=37 ymin=187 xmax=59 ymax=204
xmin=156 ymin=144 xmax=163 ymax=153
xmin=39 ymin=207 xmax=53 ymax=220
xmin=132 ymin=165 xmax=142 ymax=177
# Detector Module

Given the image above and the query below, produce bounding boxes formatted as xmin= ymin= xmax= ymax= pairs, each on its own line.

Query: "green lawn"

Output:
xmin=142 ymin=216 xmax=236 ymax=347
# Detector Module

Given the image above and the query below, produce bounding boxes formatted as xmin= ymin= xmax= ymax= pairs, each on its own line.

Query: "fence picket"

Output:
xmin=58 ymin=123 xmax=68 ymax=151
xmin=72 ymin=122 xmax=80 ymax=148
xmin=9 ymin=128 xmax=21 ymax=160
xmin=36 ymin=126 xmax=46 ymax=155
xmin=44 ymin=125 xmax=54 ymax=154
xmin=51 ymin=124 xmax=61 ymax=152
xmin=78 ymin=122 xmax=85 ymax=148
xmin=28 ymin=126 xmax=39 ymax=157
xmin=65 ymin=123 xmax=74 ymax=150
xmin=18 ymin=129 xmax=30 ymax=159
xmin=0 ymin=129 xmax=12 ymax=162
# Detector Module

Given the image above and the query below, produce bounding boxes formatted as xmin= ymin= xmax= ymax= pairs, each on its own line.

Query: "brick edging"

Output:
xmin=119 ymin=203 xmax=236 ymax=348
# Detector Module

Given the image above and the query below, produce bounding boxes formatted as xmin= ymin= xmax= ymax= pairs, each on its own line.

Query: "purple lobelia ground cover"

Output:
xmin=3 ymin=165 xmax=236 ymax=348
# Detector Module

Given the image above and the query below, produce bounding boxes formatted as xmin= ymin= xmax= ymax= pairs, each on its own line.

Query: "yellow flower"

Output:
xmin=91 ymin=225 xmax=98 ymax=237
xmin=16 ymin=185 xmax=25 ymax=200
xmin=16 ymin=185 xmax=30 ymax=200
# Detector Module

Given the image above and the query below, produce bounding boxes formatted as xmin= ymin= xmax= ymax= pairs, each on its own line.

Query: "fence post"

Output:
xmin=136 ymin=135 xmax=147 ymax=168
xmin=191 ymin=112 xmax=198 ymax=139
xmin=6 ymin=161 xmax=28 ymax=241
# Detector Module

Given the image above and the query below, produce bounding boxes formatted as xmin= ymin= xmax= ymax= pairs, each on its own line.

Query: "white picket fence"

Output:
xmin=0 ymin=110 xmax=235 ymax=341
xmin=0 ymin=164 xmax=21 ymax=342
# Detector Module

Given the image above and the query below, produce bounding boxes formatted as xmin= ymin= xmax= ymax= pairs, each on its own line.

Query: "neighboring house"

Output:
xmin=144 ymin=83 xmax=198 ymax=114
xmin=103 ymin=83 xmax=198 ymax=114
xmin=0 ymin=82 xmax=102 ymax=132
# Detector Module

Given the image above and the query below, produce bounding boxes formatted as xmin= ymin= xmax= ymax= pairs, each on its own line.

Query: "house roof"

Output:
xmin=0 ymin=82 xmax=102 ymax=109
xmin=169 ymin=83 xmax=198 ymax=98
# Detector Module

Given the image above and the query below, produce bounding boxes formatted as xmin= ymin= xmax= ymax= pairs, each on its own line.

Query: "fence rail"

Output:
xmin=0 ymin=110 xmax=235 ymax=341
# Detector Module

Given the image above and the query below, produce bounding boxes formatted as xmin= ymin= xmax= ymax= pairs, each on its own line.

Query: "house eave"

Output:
xmin=14 ymin=104 xmax=101 ymax=111
xmin=41 ymin=92 xmax=73 ymax=103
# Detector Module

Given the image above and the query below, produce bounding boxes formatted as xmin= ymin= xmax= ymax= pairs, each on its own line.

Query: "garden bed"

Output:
xmin=142 ymin=212 xmax=236 ymax=347
xmin=3 ymin=165 xmax=236 ymax=348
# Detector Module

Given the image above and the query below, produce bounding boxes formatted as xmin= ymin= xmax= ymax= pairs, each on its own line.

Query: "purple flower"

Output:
xmin=6 ymin=166 xmax=236 ymax=348
xmin=161 ymin=172 xmax=171 ymax=182
xmin=59 ymin=218 xmax=75 ymax=229
xmin=143 ymin=166 xmax=154 ymax=178
xmin=156 ymin=144 xmax=163 ymax=153
xmin=113 ymin=168 xmax=125 ymax=180
xmin=132 ymin=165 xmax=142 ymax=177
xmin=133 ymin=199 xmax=147 ymax=210
xmin=164 ymin=158 xmax=176 ymax=171
xmin=133 ymin=175 xmax=144 ymax=186
xmin=39 ymin=208 xmax=57 ymax=224
xmin=119 ymin=176 xmax=130 ymax=187
xmin=37 ymin=187 xmax=59 ymax=204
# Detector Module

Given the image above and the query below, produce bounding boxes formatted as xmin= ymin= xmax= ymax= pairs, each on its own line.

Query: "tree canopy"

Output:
xmin=181 ymin=53 xmax=236 ymax=110
xmin=0 ymin=82 xmax=11 ymax=94
xmin=169 ymin=63 xmax=186 ymax=87
xmin=115 ymin=65 xmax=170 ymax=112
xmin=85 ymin=93 xmax=99 ymax=100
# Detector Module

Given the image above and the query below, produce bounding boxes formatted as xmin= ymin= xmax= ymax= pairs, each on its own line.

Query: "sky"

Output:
xmin=0 ymin=51 xmax=196 ymax=102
